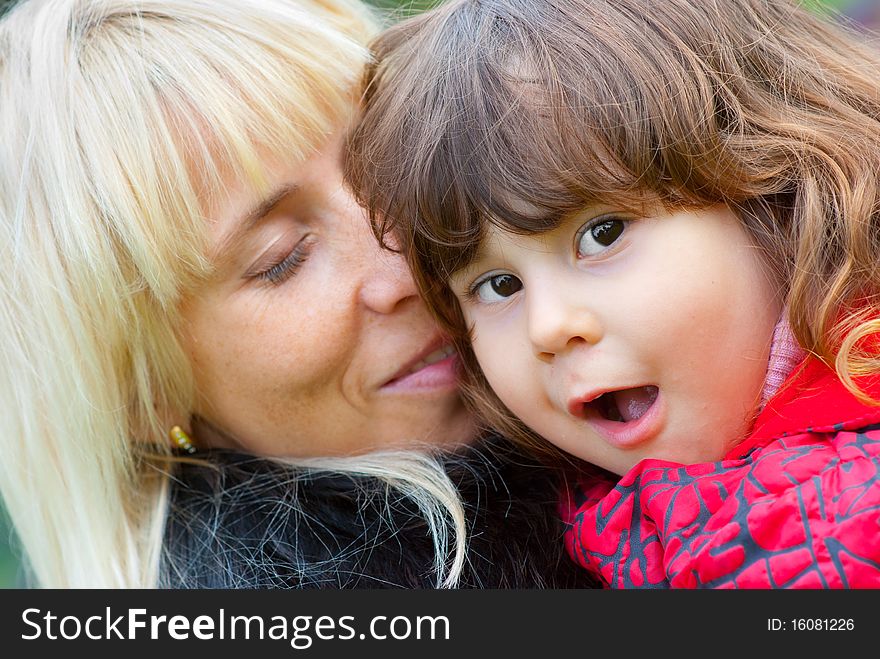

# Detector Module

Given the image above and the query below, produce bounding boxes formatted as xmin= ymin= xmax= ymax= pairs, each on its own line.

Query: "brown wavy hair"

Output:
xmin=346 ymin=0 xmax=880 ymax=454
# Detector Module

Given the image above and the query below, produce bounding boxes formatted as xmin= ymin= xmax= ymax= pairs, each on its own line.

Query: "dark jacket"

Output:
xmin=162 ymin=435 xmax=598 ymax=588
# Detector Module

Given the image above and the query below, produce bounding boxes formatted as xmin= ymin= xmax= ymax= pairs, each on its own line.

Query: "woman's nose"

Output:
xmin=356 ymin=227 xmax=419 ymax=314
xmin=527 ymin=283 xmax=604 ymax=361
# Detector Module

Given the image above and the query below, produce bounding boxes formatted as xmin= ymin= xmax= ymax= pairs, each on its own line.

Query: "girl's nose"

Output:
xmin=527 ymin=284 xmax=604 ymax=361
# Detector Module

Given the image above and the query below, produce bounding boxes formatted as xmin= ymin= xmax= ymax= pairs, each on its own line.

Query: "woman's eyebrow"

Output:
xmin=214 ymin=183 xmax=299 ymax=261
xmin=242 ymin=184 xmax=298 ymax=227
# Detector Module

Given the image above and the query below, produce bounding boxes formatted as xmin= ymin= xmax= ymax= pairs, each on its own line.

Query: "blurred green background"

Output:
xmin=0 ymin=0 xmax=870 ymax=588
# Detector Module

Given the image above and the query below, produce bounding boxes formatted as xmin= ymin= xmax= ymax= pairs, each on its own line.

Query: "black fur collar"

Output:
xmin=162 ymin=436 xmax=598 ymax=588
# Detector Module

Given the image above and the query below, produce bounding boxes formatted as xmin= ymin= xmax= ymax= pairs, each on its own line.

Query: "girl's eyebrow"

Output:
xmin=450 ymin=234 xmax=503 ymax=286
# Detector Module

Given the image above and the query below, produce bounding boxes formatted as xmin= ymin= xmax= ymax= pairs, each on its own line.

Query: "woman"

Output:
xmin=0 ymin=0 xmax=593 ymax=588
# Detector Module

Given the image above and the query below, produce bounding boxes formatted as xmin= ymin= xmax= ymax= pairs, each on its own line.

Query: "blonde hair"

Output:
xmin=348 ymin=0 xmax=880 ymax=451
xmin=0 ymin=0 xmax=465 ymax=588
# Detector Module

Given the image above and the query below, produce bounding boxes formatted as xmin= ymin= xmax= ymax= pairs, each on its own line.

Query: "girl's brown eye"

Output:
xmin=474 ymin=272 xmax=523 ymax=303
xmin=577 ymin=217 xmax=626 ymax=257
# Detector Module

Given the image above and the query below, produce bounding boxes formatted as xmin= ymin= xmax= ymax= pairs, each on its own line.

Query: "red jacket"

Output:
xmin=562 ymin=357 xmax=880 ymax=588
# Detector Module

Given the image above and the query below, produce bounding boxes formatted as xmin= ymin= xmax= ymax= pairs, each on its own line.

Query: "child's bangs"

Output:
xmin=352 ymin=0 xmax=731 ymax=283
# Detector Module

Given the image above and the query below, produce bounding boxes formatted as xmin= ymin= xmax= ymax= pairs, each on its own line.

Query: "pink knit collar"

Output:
xmin=759 ymin=311 xmax=806 ymax=409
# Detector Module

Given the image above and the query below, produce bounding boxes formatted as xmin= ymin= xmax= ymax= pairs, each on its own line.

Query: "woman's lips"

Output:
xmin=381 ymin=344 xmax=458 ymax=393
xmin=569 ymin=386 xmax=664 ymax=449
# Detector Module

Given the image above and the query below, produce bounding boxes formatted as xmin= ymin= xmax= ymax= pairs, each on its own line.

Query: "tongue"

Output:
xmin=612 ymin=386 xmax=658 ymax=422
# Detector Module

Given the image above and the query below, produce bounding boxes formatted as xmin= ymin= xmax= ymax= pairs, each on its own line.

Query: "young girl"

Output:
xmin=347 ymin=0 xmax=880 ymax=587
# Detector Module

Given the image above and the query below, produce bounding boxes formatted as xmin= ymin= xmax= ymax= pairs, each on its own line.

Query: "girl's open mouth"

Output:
xmin=571 ymin=385 xmax=663 ymax=450
xmin=592 ymin=386 xmax=659 ymax=422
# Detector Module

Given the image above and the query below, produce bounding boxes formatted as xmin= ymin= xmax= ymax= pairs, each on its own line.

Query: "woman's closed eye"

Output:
xmin=249 ymin=234 xmax=315 ymax=285
xmin=468 ymin=272 xmax=523 ymax=303
xmin=576 ymin=215 xmax=628 ymax=257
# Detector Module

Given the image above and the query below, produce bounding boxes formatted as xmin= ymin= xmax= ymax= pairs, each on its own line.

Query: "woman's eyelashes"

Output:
xmin=251 ymin=235 xmax=315 ymax=285
xmin=575 ymin=215 xmax=628 ymax=257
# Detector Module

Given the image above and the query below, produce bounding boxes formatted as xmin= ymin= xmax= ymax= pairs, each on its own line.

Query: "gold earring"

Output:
xmin=169 ymin=425 xmax=197 ymax=454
